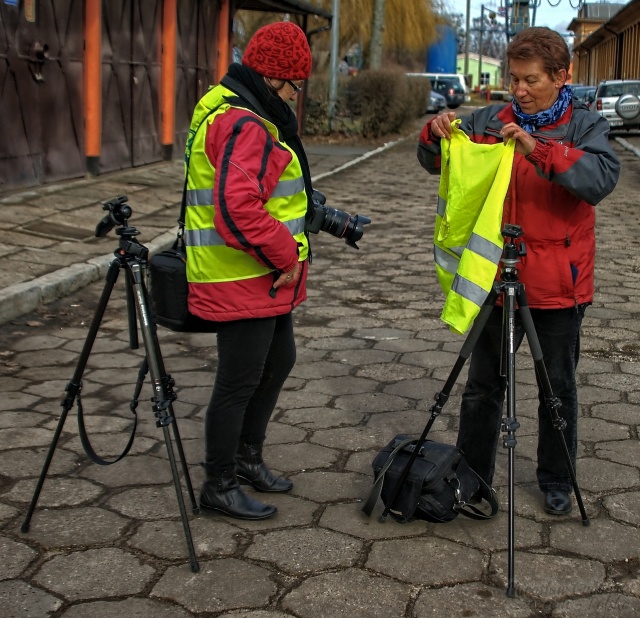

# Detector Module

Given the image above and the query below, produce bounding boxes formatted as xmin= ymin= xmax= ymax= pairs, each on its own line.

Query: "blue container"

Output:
xmin=426 ymin=25 xmax=458 ymax=74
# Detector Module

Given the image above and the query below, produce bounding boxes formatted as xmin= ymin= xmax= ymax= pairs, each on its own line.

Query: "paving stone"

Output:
xmin=489 ymin=551 xmax=606 ymax=601
xmin=281 ymin=568 xmax=410 ymax=618
xmin=278 ymin=406 xmax=365 ymax=429
xmin=320 ymin=501 xmax=428 ymax=539
xmin=550 ymin=518 xmax=640 ymax=562
xmin=603 ymin=490 xmax=640 ymax=525
xmin=367 ymin=537 xmax=485 ymax=585
xmin=33 ymin=547 xmax=156 ymax=601
xmin=553 ymin=592 xmax=640 ymax=617
xmin=412 ymin=582 xmax=534 ymax=617
xmin=151 ymin=558 xmax=277 ymax=614
xmin=20 ymin=507 xmax=128 ymax=548
xmin=78 ymin=454 xmax=172 ymax=486
xmin=0 ymin=580 xmax=63 ymax=617
xmin=574 ymin=457 xmax=639 ymax=492
xmin=595 ymin=439 xmax=640 ymax=468
xmin=591 ymin=402 xmax=640 ymax=424
xmin=6 ymin=477 xmax=104 ymax=507
xmin=0 ymin=447 xmax=79 ymax=478
xmin=0 ymin=393 xmax=42 ymax=412
xmin=0 ymin=501 xmax=19 ymax=524
xmin=259 ymin=442 xmax=338 ymax=472
xmin=106 ymin=485 xmax=193 ymax=521
xmin=0 ymin=536 xmax=37 ymax=580
xmin=60 ymin=597 xmax=193 ymax=618
xmin=290 ymin=470 xmax=370 ymax=502
xmin=246 ymin=527 xmax=362 ymax=573
xmin=128 ymin=517 xmax=239 ymax=560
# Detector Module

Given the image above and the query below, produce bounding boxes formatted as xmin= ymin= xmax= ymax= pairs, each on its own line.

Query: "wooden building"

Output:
xmin=570 ymin=0 xmax=640 ymax=85
xmin=0 ymin=0 xmax=331 ymax=192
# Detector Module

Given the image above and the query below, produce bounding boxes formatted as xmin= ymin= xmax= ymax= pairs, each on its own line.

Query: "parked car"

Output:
xmin=592 ymin=79 xmax=640 ymax=130
xmin=571 ymin=85 xmax=596 ymax=107
xmin=430 ymin=77 xmax=466 ymax=109
xmin=426 ymin=90 xmax=447 ymax=114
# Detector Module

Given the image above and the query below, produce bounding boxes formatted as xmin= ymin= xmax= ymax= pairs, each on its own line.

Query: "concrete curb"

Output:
xmin=0 ymin=229 xmax=180 ymax=325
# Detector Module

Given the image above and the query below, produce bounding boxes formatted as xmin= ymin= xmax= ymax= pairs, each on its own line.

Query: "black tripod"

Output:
xmin=381 ymin=224 xmax=588 ymax=596
xmin=21 ymin=196 xmax=200 ymax=573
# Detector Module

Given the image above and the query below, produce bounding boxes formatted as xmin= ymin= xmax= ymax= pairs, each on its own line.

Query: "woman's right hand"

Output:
xmin=430 ymin=111 xmax=458 ymax=140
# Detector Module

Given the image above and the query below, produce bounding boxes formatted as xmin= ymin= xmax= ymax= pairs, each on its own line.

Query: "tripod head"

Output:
xmin=500 ymin=224 xmax=527 ymax=282
xmin=95 ymin=196 xmax=148 ymax=261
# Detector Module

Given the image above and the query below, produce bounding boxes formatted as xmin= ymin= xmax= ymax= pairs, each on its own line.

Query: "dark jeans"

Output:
xmin=456 ymin=304 xmax=587 ymax=494
xmin=204 ymin=312 xmax=296 ymax=473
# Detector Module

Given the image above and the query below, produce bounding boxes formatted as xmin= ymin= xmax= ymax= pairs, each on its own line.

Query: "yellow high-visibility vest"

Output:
xmin=184 ymin=85 xmax=309 ymax=284
xmin=434 ymin=121 xmax=515 ymax=334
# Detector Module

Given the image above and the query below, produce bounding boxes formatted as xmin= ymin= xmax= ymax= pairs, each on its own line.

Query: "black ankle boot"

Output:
xmin=236 ymin=442 xmax=293 ymax=493
xmin=199 ymin=468 xmax=277 ymax=520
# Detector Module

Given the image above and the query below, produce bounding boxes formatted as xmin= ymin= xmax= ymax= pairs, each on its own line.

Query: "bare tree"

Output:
xmin=369 ymin=0 xmax=386 ymax=70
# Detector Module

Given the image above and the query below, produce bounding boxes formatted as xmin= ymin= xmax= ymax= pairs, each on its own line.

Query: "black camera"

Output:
xmin=95 ymin=195 xmax=132 ymax=237
xmin=305 ymin=190 xmax=371 ymax=250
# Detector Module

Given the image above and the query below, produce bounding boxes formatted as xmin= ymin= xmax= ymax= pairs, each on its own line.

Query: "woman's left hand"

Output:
xmin=273 ymin=262 xmax=301 ymax=290
xmin=500 ymin=122 xmax=537 ymax=156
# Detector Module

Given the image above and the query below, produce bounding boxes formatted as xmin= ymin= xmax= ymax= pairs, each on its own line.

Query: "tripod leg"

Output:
xmin=22 ymin=260 xmax=122 ymax=533
xmin=379 ymin=287 xmax=500 ymax=522
xmin=501 ymin=285 xmax=520 ymax=598
xmin=131 ymin=358 xmax=199 ymax=515
xmin=127 ymin=261 xmax=200 ymax=573
xmin=516 ymin=291 xmax=589 ymax=527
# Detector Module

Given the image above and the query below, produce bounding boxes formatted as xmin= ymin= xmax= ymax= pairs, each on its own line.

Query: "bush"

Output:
xmin=304 ymin=69 xmax=425 ymax=139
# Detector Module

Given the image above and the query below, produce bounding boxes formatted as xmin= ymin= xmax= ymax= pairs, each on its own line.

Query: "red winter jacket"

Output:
xmin=187 ymin=106 xmax=308 ymax=322
xmin=418 ymin=102 xmax=620 ymax=309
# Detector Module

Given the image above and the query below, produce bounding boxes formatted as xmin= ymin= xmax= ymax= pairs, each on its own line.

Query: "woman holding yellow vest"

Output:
xmin=418 ymin=27 xmax=620 ymax=516
xmin=184 ymin=22 xmax=313 ymax=520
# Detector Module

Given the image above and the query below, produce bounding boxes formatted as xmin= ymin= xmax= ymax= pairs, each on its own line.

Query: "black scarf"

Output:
xmin=222 ymin=64 xmax=313 ymax=206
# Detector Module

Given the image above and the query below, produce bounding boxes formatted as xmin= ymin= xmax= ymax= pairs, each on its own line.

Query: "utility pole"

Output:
xmin=464 ymin=0 xmax=470 ymax=78
xmin=328 ymin=0 xmax=340 ymax=130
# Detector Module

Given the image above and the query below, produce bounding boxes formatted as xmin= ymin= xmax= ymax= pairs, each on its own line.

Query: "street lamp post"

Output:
xmin=478 ymin=5 xmax=496 ymax=96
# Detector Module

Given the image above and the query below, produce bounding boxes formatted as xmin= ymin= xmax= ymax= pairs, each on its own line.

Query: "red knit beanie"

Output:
xmin=242 ymin=22 xmax=312 ymax=80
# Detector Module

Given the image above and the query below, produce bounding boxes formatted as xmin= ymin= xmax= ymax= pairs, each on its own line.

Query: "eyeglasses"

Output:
xmin=287 ymin=80 xmax=303 ymax=94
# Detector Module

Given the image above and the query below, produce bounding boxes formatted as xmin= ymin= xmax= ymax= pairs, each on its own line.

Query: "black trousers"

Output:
xmin=204 ymin=312 xmax=296 ymax=473
xmin=456 ymin=304 xmax=586 ymax=494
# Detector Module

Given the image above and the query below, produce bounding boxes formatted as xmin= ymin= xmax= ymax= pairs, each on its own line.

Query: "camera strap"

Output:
xmin=76 ymin=384 xmax=137 ymax=466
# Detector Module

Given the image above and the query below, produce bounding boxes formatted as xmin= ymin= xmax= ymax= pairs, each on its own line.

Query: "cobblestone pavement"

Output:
xmin=1 ymin=123 xmax=640 ymax=617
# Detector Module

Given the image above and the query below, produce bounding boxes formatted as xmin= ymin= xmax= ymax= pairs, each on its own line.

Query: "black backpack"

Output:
xmin=362 ymin=434 xmax=499 ymax=523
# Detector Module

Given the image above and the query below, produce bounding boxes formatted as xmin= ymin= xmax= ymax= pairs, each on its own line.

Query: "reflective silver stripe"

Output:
xmin=451 ymin=274 xmax=489 ymax=306
xmin=437 ymin=195 xmax=446 ymax=217
xmin=185 ymin=218 xmax=302 ymax=247
xmin=467 ymin=233 xmax=502 ymax=264
xmin=434 ymin=245 xmax=459 ymax=274
xmin=186 ymin=188 xmax=213 ymax=206
xmin=270 ymin=176 xmax=305 ymax=198
xmin=282 ymin=216 xmax=305 ymax=235
xmin=185 ymin=228 xmax=224 ymax=247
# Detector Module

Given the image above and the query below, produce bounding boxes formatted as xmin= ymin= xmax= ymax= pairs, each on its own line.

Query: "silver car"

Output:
xmin=592 ymin=80 xmax=640 ymax=130
xmin=427 ymin=90 xmax=447 ymax=114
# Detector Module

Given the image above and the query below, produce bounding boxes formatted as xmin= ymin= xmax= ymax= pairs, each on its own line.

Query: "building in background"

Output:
xmin=0 ymin=0 xmax=330 ymax=192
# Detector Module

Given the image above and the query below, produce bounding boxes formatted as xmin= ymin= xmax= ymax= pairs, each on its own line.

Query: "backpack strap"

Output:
xmin=362 ymin=438 xmax=416 ymax=517
xmin=452 ymin=469 xmax=499 ymax=520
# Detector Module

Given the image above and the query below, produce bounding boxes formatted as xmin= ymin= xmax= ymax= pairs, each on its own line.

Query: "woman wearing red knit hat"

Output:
xmin=183 ymin=21 xmax=313 ymax=520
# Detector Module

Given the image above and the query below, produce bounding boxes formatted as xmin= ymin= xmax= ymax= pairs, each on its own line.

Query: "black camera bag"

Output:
xmin=362 ymin=434 xmax=498 ymax=523
xmin=148 ymin=235 xmax=218 ymax=333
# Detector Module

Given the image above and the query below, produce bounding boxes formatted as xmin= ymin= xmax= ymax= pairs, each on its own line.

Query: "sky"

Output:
xmin=468 ymin=0 xmax=585 ymax=34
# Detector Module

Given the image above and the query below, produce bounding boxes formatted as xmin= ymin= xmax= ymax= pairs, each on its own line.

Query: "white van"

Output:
xmin=420 ymin=73 xmax=471 ymax=102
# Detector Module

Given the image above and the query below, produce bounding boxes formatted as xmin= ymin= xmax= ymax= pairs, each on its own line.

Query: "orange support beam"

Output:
xmin=84 ymin=0 xmax=101 ymax=173
xmin=161 ymin=0 xmax=177 ymax=158
xmin=216 ymin=0 xmax=231 ymax=83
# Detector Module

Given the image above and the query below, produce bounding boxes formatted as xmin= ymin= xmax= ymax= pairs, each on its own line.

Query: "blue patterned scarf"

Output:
xmin=511 ymin=85 xmax=572 ymax=133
